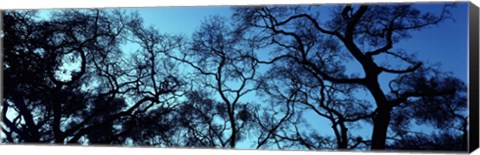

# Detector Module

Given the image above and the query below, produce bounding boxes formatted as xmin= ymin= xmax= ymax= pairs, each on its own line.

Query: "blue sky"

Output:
xmin=128 ymin=2 xmax=468 ymax=149
xmin=133 ymin=6 xmax=231 ymax=36
xmin=24 ymin=2 xmax=469 ymax=149
xmin=131 ymin=3 xmax=467 ymax=81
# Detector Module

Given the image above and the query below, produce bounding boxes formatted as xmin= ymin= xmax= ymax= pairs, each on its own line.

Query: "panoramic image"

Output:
xmin=0 ymin=2 xmax=471 ymax=152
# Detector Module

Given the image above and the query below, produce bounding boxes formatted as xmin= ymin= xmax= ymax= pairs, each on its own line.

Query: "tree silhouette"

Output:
xmin=385 ymin=66 xmax=468 ymax=150
xmin=253 ymin=60 xmax=372 ymax=150
xmin=1 ymin=3 xmax=469 ymax=152
xmin=2 ymin=10 xmax=182 ymax=145
xmin=386 ymin=132 xmax=466 ymax=151
xmin=232 ymin=3 xmax=466 ymax=150
xmin=165 ymin=16 xmax=259 ymax=148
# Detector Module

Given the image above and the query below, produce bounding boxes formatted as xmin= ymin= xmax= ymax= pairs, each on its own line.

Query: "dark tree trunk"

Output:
xmin=52 ymin=86 xmax=66 ymax=143
xmin=365 ymin=75 xmax=391 ymax=150
xmin=339 ymin=122 xmax=349 ymax=149
xmin=228 ymin=110 xmax=237 ymax=148
xmin=370 ymin=107 xmax=391 ymax=150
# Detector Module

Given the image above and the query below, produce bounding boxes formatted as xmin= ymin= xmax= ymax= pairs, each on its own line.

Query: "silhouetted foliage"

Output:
xmin=386 ymin=132 xmax=466 ymax=151
xmin=251 ymin=60 xmax=372 ymax=150
xmin=2 ymin=10 xmax=183 ymax=145
xmin=165 ymin=15 xmax=260 ymax=148
xmin=232 ymin=3 xmax=466 ymax=150
xmin=1 ymin=3 xmax=469 ymax=152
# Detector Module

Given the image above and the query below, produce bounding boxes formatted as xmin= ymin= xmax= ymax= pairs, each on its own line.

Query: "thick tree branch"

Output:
xmin=380 ymin=62 xmax=422 ymax=74
xmin=389 ymin=88 xmax=456 ymax=108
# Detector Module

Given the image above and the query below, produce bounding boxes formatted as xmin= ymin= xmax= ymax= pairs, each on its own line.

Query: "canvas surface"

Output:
xmin=0 ymin=2 xmax=477 ymax=153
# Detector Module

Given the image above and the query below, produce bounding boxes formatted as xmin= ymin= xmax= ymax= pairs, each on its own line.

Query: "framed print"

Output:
xmin=1 ymin=0 xmax=479 ymax=154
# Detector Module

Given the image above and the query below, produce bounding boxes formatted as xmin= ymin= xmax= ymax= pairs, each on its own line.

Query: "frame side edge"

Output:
xmin=0 ymin=10 xmax=5 ymax=143
xmin=469 ymin=1 xmax=479 ymax=153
